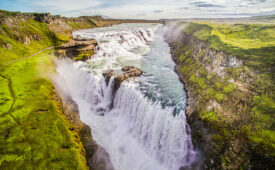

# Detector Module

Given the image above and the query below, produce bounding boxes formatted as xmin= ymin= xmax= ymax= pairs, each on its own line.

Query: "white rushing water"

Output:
xmin=54 ymin=23 xmax=197 ymax=170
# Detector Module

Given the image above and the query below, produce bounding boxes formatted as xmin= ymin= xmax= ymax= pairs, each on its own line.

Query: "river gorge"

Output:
xmin=54 ymin=23 xmax=198 ymax=170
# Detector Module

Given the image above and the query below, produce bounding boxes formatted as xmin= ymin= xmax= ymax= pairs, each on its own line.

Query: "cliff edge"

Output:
xmin=167 ymin=22 xmax=275 ymax=169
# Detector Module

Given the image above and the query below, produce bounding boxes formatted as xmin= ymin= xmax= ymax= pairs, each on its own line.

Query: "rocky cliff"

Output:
xmin=167 ymin=22 xmax=275 ymax=169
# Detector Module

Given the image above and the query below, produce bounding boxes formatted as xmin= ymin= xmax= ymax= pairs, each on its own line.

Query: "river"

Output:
xmin=55 ymin=23 xmax=198 ymax=170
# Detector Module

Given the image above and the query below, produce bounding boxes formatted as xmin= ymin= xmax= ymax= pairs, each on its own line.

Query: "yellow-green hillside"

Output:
xmin=0 ymin=10 xmax=108 ymax=169
xmin=183 ymin=22 xmax=275 ymax=70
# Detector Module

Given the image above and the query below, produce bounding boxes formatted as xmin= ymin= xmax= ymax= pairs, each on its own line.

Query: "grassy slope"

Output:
xmin=183 ymin=22 xmax=275 ymax=70
xmin=175 ymin=22 xmax=275 ymax=168
xmin=0 ymin=16 xmax=92 ymax=169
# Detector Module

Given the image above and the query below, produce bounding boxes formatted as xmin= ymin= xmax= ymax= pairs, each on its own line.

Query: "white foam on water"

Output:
xmin=55 ymin=23 xmax=197 ymax=170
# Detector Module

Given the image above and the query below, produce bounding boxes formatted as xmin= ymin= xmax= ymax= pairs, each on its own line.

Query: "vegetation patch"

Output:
xmin=73 ymin=50 xmax=94 ymax=61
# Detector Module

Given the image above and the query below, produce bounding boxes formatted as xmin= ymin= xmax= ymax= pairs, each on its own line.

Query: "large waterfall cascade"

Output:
xmin=55 ymin=23 xmax=197 ymax=170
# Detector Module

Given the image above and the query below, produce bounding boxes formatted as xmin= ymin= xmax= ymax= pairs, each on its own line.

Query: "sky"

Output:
xmin=0 ymin=0 xmax=275 ymax=19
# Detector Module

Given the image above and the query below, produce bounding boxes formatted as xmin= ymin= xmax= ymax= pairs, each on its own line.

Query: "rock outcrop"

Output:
xmin=103 ymin=66 xmax=143 ymax=90
xmin=103 ymin=66 xmax=143 ymax=108
xmin=57 ymin=38 xmax=98 ymax=61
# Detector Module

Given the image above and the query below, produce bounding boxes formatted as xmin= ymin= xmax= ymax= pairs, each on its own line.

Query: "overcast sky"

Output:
xmin=1 ymin=0 xmax=275 ymax=19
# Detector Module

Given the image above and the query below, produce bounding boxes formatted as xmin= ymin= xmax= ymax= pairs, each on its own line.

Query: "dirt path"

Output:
xmin=0 ymin=46 xmax=57 ymax=124
xmin=6 ymin=46 xmax=57 ymax=65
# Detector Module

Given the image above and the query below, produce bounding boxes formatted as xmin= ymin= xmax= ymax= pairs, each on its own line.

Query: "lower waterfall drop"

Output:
xmin=55 ymin=23 xmax=198 ymax=170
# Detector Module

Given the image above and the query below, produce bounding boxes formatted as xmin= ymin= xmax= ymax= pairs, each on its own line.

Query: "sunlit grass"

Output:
xmin=0 ymin=18 xmax=87 ymax=169
xmin=183 ymin=22 xmax=275 ymax=71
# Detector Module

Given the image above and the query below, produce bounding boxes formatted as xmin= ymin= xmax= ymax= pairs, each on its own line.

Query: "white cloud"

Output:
xmin=16 ymin=0 xmax=275 ymax=19
xmin=20 ymin=0 xmax=102 ymax=12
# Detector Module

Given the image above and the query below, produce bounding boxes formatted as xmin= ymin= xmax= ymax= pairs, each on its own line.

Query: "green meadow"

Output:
xmin=0 ymin=17 xmax=88 ymax=169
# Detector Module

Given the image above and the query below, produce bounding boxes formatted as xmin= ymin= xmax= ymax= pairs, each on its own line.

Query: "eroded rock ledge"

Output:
xmin=57 ymin=37 xmax=98 ymax=61
xmin=103 ymin=66 xmax=143 ymax=90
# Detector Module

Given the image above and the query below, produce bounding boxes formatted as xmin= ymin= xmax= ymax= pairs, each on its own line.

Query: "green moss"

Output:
xmin=73 ymin=50 xmax=94 ymax=61
xmin=223 ymin=83 xmax=236 ymax=94
xmin=66 ymin=20 xmax=95 ymax=29
xmin=201 ymin=111 xmax=219 ymax=122
xmin=0 ymin=10 xmax=21 ymax=16
xmin=215 ymin=82 xmax=223 ymax=89
xmin=88 ymin=19 xmax=97 ymax=27
xmin=215 ymin=93 xmax=225 ymax=102
xmin=179 ymin=54 xmax=186 ymax=62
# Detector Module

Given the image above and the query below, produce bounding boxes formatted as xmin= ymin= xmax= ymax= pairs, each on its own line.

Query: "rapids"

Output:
xmin=54 ymin=23 xmax=197 ymax=170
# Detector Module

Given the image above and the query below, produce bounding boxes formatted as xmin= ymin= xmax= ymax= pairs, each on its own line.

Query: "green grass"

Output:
xmin=0 ymin=17 xmax=87 ymax=169
xmin=183 ymin=22 xmax=275 ymax=71
xmin=65 ymin=19 xmax=97 ymax=30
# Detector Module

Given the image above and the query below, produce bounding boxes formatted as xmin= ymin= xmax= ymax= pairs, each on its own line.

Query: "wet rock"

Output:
xmin=103 ymin=66 xmax=143 ymax=109
xmin=74 ymin=35 xmax=94 ymax=41
xmin=122 ymin=66 xmax=143 ymax=77
xmin=91 ymin=145 xmax=115 ymax=170
xmin=55 ymin=89 xmax=114 ymax=170
xmin=102 ymin=70 xmax=114 ymax=85
xmin=103 ymin=66 xmax=143 ymax=87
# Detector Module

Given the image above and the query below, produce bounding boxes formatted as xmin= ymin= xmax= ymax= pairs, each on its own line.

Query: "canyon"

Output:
xmin=0 ymin=10 xmax=274 ymax=170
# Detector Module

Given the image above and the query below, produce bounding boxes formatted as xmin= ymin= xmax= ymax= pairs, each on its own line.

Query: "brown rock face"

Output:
xmin=17 ymin=34 xmax=41 ymax=45
xmin=55 ymin=89 xmax=114 ymax=170
xmin=60 ymin=39 xmax=97 ymax=48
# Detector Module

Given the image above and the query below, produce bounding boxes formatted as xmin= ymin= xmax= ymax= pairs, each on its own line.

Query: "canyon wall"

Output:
xmin=167 ymin=22 xmax=275 ymax=169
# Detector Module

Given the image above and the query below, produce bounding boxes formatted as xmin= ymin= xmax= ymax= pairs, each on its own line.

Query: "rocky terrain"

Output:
xmin=57 ymin=37 xmax=98 ymax=61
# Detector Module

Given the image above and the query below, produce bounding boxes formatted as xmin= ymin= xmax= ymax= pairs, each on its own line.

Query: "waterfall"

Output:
xmin=54 ymin=23 xmax=198 ymax=170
